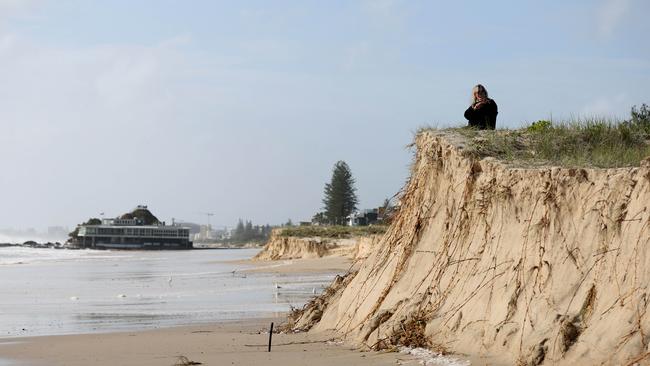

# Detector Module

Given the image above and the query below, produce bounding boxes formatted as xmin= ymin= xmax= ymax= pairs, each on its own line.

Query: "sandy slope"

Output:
xmin=253 ymin=231 xmax=381 ymax=261
xmin=295 ymin=131 xmax=650 ymax=365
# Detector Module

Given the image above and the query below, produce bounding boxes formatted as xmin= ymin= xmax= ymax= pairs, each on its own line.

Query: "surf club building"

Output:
xmin=73 ymin=205 xmax=192 ymax=249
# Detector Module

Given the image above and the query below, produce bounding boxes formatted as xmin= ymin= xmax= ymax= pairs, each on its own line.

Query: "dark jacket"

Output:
xmin=464 ymin=99 xmax=498 ymax=130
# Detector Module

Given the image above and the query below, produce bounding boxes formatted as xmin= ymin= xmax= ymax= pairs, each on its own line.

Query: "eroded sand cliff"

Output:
xmin=294 ymin=131 xmax=650 ymax=365
xmin=253 ymin=229 xmax=381 ymax=261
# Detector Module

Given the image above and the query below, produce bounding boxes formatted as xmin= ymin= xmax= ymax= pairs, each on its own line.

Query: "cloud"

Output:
xmin=342 ymin=41 xmax=371 ymax=71
xmin=580 ymin=94 xmax=628 ymax=117
xmin=363 ymin=0 xmax=398 ymax=14
xmin=596 ymin=0 xmax=631 ymax=38
xmin=361 ymin=0 xmax=406 ymax=28
xmin=0 ymin=0 xmax=42 ymax=27
xmin=0 ymin=33 xmax=188 ymax=128
xmin=0 ymin=0 xmax=37 ymax=15
xmin=0 ymin=30 xmax=199 ymax=221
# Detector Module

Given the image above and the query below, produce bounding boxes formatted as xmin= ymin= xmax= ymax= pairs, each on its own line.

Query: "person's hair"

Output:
xmin=471 ymin=84 xmax=489 ymax=104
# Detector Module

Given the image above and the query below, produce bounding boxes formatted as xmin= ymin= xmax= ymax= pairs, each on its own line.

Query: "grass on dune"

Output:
xmin=277 ymin=225 xmax=388 ymax=238
xmin=426 ymin=104 xmax=650 ymax=168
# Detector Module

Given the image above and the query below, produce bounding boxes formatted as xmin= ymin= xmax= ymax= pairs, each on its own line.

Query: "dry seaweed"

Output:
xmin=173 ymin=355 xmax=202 ymax=366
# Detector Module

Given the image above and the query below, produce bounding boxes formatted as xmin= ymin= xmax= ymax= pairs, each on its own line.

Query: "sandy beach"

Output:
xmin=0 ymin=317 xmax=421 ymax=366
xmin=235 ymin=256 xmax=358 ymax=274
xmin=0 ymin=250 xmax=414 ymax=366
xmin=0 ymin=248 xmax=345 ymax=338
xmin=0 ymin=255 xmax=420 ymax=366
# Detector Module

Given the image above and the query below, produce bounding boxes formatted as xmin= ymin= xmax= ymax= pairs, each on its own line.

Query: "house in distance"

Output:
xmin=346 ymin=209 xmax=379 ymax=226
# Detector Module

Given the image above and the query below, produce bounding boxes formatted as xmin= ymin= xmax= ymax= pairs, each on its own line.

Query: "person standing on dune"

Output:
xmin=464 ymin=84 xmax=498 ymax=130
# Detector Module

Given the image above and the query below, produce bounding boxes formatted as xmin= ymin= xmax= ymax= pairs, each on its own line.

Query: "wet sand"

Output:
xmin=0 ymin=317 xmax=421 ymax=366
xmin=0 ymin=254 xmax=413 ymax=365
xmin=0 ymin=248 xmax=342 ymax=338
xmin=234 ymin=256 xmax=359 ymax=274
xmin=0 ymin=254 xmax=473 ymax=365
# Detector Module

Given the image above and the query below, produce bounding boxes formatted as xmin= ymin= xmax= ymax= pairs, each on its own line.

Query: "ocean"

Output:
xmin=0 ymin=247 xmax=335 ymax=338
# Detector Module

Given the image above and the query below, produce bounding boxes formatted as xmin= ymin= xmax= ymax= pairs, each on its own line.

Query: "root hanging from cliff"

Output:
xmin=283 ymin=271 xmax=358 ymax=332
xmin=305 ymin=131 xmax=650 ymax=366
xmin=517 ymin=338 xmax=548 ymax=366
xmin=328 ymin=143 xmax=438 ymax=335
xmin=386 ymin=311 xmax=435 ymax=350
xmin=368 ymin=309 xmax=450 ymax=355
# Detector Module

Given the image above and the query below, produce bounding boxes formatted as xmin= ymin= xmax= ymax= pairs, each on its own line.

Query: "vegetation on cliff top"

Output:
xmin=278 ymin=225 xmax=387 ymax=238
xmin=431 ymin=103 xmax=650 ymax=168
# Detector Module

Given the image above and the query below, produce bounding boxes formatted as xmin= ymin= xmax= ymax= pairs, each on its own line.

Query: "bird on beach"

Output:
xmin=274 ymin=283 xmax=282 ymax=289
xmin=312 ymin=287 xmax=316 ymax=294
xmin=230 ymin=270 xmax=247 ymax=278
xmin=168 ymin=275 xmax=173 ymax=287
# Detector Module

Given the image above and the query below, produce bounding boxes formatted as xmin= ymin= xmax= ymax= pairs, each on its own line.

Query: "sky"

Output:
xmin=0 ymin=0 xmax=648 ymax=232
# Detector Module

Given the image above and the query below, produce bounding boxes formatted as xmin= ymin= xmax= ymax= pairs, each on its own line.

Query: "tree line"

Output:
xmin=230 ymin=219 xmax=272 ymax=243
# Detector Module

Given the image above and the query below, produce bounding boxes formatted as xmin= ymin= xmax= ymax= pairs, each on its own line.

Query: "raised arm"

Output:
xmin=464 ymin=105 xmax=474 ymax=121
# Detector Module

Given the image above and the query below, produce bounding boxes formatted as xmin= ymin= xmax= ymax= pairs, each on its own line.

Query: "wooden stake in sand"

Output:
xmin=268 ymin=322 xmax=274 ymax=352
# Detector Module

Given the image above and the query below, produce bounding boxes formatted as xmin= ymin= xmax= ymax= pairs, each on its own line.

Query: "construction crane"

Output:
xmin=171 ymin=218 xmax=186 ymax=226
xmin=202 ymin=213 xmax=214 ymax=228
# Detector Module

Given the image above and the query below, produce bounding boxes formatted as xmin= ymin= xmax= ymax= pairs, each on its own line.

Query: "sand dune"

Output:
xmin=253 ymin=230 xmax=381 ymax=261
xmin=293 ymin=130 xmax=650 ymax=365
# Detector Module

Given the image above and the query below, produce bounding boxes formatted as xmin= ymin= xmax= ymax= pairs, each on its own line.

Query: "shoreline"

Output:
xmin=0 ymin=251 xmax=475 ymax=365
xmin=0 ymin=254 xmax=396 ymax=366
xmin=233 ymin=256 xmax=358 ymax=274
xmin=0 ymin=316 xmax=423 ymax=366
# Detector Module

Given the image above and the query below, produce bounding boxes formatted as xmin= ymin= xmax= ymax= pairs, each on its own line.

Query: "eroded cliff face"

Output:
xmin=299 ymin=131 xmax=650 ymax=365
xmin=253 ymin=230 xmax=381 ymax=261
